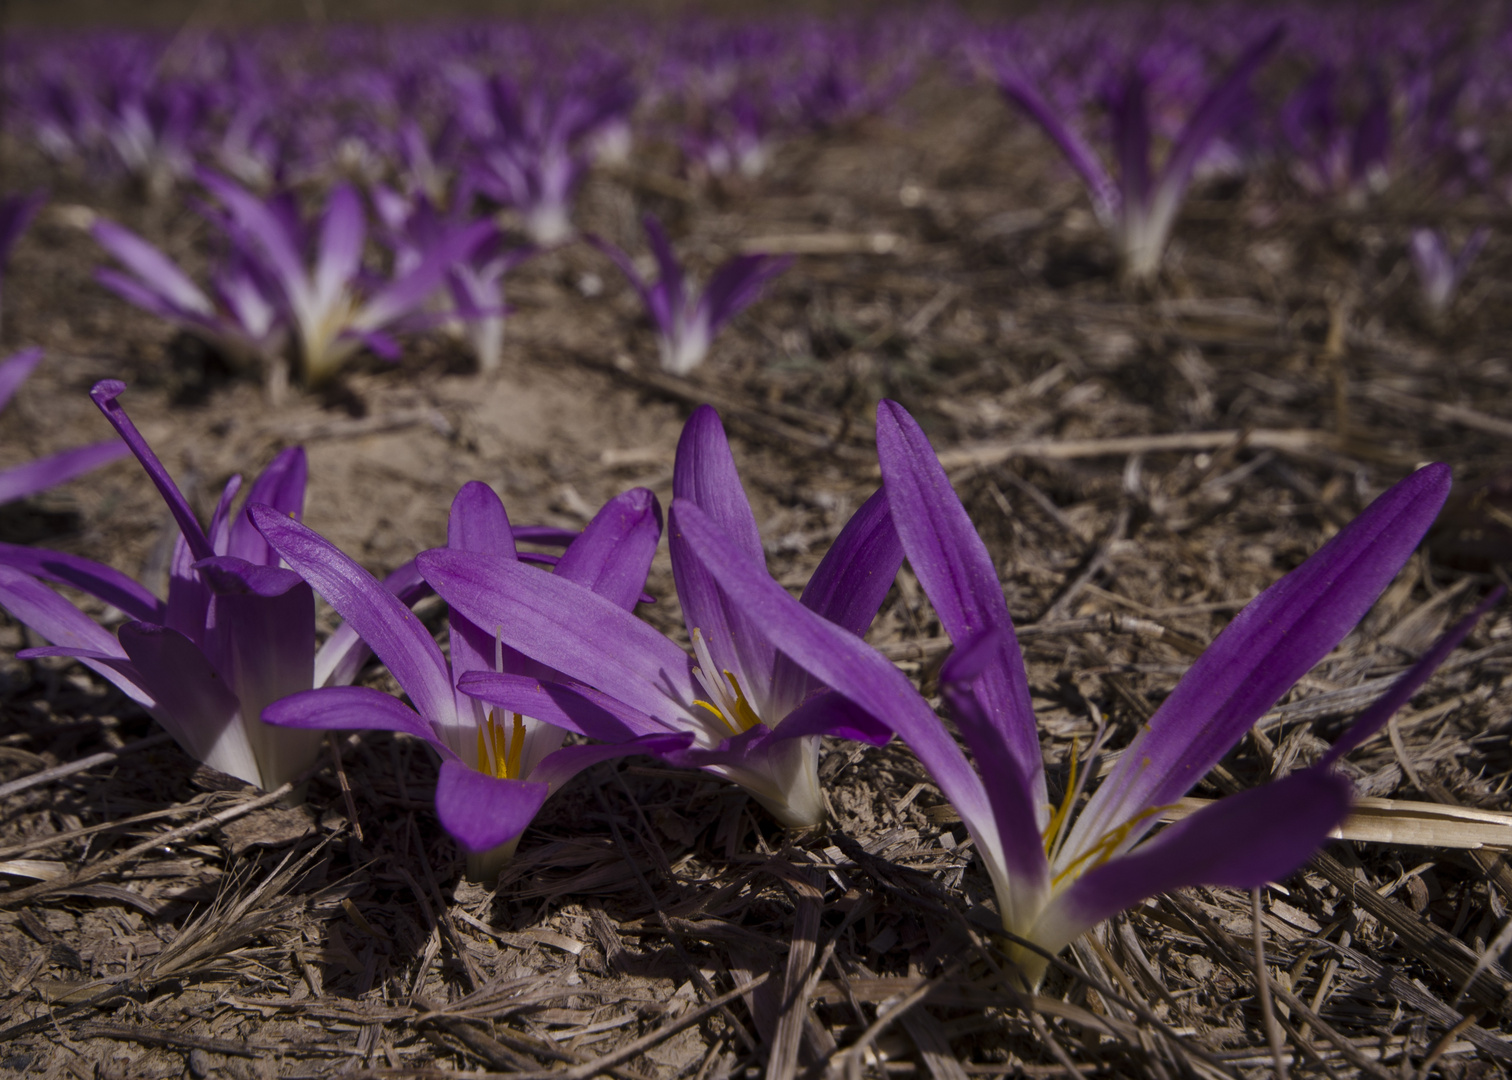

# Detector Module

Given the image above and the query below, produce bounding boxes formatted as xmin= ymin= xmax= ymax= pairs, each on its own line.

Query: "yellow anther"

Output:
xmin=478 ymin=710 xmax=528 ymax=780
xmin=1051 ymin=804 xmax=1171 ymax=889
xmin=722 ymin=670 xmax=763 ymax=733
xmin=1042 ymin=740 xmax=1080 ymax=857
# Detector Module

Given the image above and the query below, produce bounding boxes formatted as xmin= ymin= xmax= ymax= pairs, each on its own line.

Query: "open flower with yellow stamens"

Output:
xmin=420 ymin=405 xmax=901 ymax=827
xmin=254 ymin=481 xmax=689 ymax=882
xmin=667 ymin=399 xmax=1494 ymax=987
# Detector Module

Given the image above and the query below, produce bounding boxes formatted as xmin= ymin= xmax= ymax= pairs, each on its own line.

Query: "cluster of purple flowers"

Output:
xmin=0 ymin=375 xmax=1491 ymax=984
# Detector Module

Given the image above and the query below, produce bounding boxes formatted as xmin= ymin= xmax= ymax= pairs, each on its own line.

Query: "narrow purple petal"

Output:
xmin=435 ymin=758 xmax=549 ymax=853
xmin=92 ymin=221 xmax=214 ymax=318
xmin=512 ymin=524 xmax=577 ymax=547
xmin=417 ymin=547 xmax=698 ymax=723
xmin=0 ymin=347 xmax=45 ymax=413
xmin=0 ymin=440 xmax=130 ymax=505
xmin=313 ymin=184 xmax=365 ymax=312
xmin=642 ymin=214 xmax=685 ymax=310
xmin=198 ymin=169 xmax=306 ymax=299
xmin=359 ymin=222 xmax=492 ymax=329
xmin=0 ymin=563 xmax=131 ymax=665
xmin=586 ymin=233 xmax=657 ymax=318
xmin=701 ymin=253 xmax=792 ymax=333
xmin=528 ymin=732 xmax=696 ymax=791
xmin=313 ymin=558 xmax=430 ymax=688
xmin=1110 ymin=71 xmax=1151 ymax=212
xmin=0 ymin=192 xmax=44 ymax=264
xmin=554 ymin=487 xmax=662 ymax=611
xmin=876 ymin=399 xmax=1046 ymax=809
xmin=263 ymin=684 xmax=449 ymax=753
xmin=1320 ymin=587 xmax=1503 ymax=768
xmin=1042 ymin=769 xmax=1350 ymax=956
xmin=997 ymin=68 xmax=1117 ymax=219
xmin=1077 ymin=463 xmax=1451 ymax=849
xmin=90 ymin=380 xmax=214 ymax=561
xmin=0 ymin=542 xmax=163 ymax=623
xmin=117 ymin=621 xmax=262 ymax=787
xmin=771 ymin=690 xmax=893 ymax=745
xmin=671 ymin=405 xmax=775 ymax=710
xmin=251 ymin=504 xmax=455 ymax=725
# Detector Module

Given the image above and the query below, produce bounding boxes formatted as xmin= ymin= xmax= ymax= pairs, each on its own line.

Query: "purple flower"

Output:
xmin=1410 ymin=226 xmax=1488 ymax=316
xmin=0 ymin=192 xmax=45 ymax=329
xmin=197 ymin=171 xmax=491 ymax=385
xmin=252 ymin=483 xmax=688 ymax=881
xmin=996 ymin=26 xmax=1281 ymax=281
xmin=666 ymin=400 xmax=1484 ymax=986
xmin=416 ymin=405 xmax=899 ymax=827
xmin=1279 ymin=65 xmax=1393 ymax=201
xmin=0 ymin=382 xmax=340 ymax=791
xmin=591 ymin=215 xmax=791 ymax=376
xmin=0 ymin=349 xmax=128 ymax=505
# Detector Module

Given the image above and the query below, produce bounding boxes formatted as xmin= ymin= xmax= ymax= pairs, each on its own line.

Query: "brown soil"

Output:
xmin=3 ymin=61 xmax=1512 ymax=1080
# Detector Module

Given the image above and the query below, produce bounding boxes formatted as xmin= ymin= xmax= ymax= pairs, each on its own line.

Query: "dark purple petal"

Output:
xmin=772 ymin=690 xmax=892 ymax=745
xmin=528 ymin=732 xmax=695 ymax=790
xmin=702 ymin=254 xmax=792 ymax=333
xmin=90 ymin=380 xmax=214 ymax=561
xmin=512 ymin=524 xmax=577 ymax=547
xmin=228 ymin=447 xmax=307 ymax=565
xmin=0 ymin=440 xmax=130 ymax=506
xmin=447 ymin=480 xmax=516 ymax=559
xmin=435 ymin=758 xmax=549 ymax=853
xmin=876 ymin=400 xmax=1045 ymax=807
xmin=117 ymin=620 xmax=262 ymax=786
xmin=314 ymin=558 xmax=430 ymax=688
xmin=1320 ymin=587 xmax=1504 ymax=768
xmin=1077 ymin=463 xmax=1451 ymax=848
xmin=1110 ymin=70 xmax=1151 ymax=213
xmin=997 ymin=68 xmax=1117 ymax=219
xmin=0 ymin=192 xmax=44 ymax=266
xmin=554 ymin=487 xmax=662 ymax=611
xmin=1044 ymin=769 xmax=1351 ymax=955
xmin=0 ymin=542 xmax=162 ymax=623
xmin=642 ymin=214 xmax=685 ymax=312
xmin=251 ymin=504 xmax=455 ymax=725
xmin=262 ymin=684 xmax=449 ymax=753
xmin=0 ymin=565 xmax=139 ymax=692
xmin=417 ymin=547 xmax=699 ymax=723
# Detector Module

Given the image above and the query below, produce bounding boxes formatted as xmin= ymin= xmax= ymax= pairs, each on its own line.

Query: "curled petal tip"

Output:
xmin=90 ymin=379 xmax=127 ymax=404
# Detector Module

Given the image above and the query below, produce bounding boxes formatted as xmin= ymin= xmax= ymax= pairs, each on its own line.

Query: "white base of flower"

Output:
xmin=465 ymin=834 xmax=522 ymax=884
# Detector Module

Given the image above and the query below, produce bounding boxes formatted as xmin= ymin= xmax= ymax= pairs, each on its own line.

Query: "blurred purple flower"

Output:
xmin=996 ymin=26 xmax=1282 ymax=281
xmin=417 ymin=405 xmax=900 ymax=827
xmin=1280 ymin=65 xmax=1392 ymax=201
xmin=0 ymin=192 xmax=46 ymax=330
xmin=0 ymin=349 xmax=128 ymax=505
xmin=253 ymin=483 xmax=687 ymax=881
xmin=1410 ymin=226 xmax=1487 ymax=316
xmin=591 ymin=215 xmax=791 ymax=376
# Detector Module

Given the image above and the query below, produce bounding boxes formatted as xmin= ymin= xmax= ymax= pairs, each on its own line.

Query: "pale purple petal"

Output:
xmin=0 ymin=348 xmax=45 ymax=413
xmin=313 ymin=558 xmax=429 ymax=688
xmin=0 ymin=440 xmax=130 ymax=506
xmin=91 ymin=221 xmax=215 ymax=318
xmin=312 ymin=184 xmax=365 ymax=313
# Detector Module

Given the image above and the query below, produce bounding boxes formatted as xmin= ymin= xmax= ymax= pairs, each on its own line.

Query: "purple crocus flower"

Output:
xmin=591 ymin=215 xmax=791 ymax=376
xmin=0 ymin=381 xmax=335 ymax=791
xmin=1410 ymin=226 xmax=1488 ymax=316
xmin=1279 ymin=65 xmax=1393 ymax=202
xmin=197 ymin=171 xmax=491 ymax=385
xmin=996 ymin=26 xmax=1281 ymax=281
xmin=0 ymin=349 xmax=128 ymax=505
xmin=416 ymin=405 xmax=898 ymax=828
xmin=667 ymin=400 xmax=1479 ymax=986
xmin=251 ymin=483 xmax=690 ymax=881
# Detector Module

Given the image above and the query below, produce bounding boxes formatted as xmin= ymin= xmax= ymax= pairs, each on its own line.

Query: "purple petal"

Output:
xmin=997 ymin=67 xmax=1117 ymax=219
xmin=198 ymin=169 xmax=307 ymax=300
xmin=228 ymin=447 xmax=307 ymax=565
xmin=250 ymin=504 xmax=455 ymax=725
xmin=90 ymin=380 xmax=214 ymax=561
xmin=359 ymin=222 xmax=492 ymax=329
xmin=1110 ymin=70 xmax=1151 ymax=213
xmin=91 ymin=220 xmax=214 ymax=318
xmin=0 ymin=192 xmax=44 ymax=265
xmin=0 ymin=347 xmax=45 ymax=413
xmin=313 ymin=558 xmax=430 ymax=688
xmin=313 ymin=184 xmax=365 ymax=312
xmin=456 ymin=671 xmax=662 ymax=741
xmin=586 ymin=233 xmax=657 ymax=320
xmin=771 ymin=690 xmax=892 ymax=745
xmin=435 ymin=758 xmax=549 ymax=853
xmin=529 ymin=732 xmax=695 ymax=791
xmin=642 ymin=214 xmax=685 ymax=309
xmin=0 ymin=439 xmax=130 ymax=506
xmin=262 ymin=684 xmax=448 ymax=752
xmin=671 ymin=406 xmax=775 ymax=710
xmin=447 ymin=480 xmax=516 ymax=558
xmin=1320 ymin=587 xmax=1504 ymax=768
xmin=1042 ymin=769 xmax=1351 ymax=955
xmin=417 ymin=547 xmax=698 ymax=723
xmin=206 ymin=475 xmax=243 ymax=557
xmin=701 ymin=254 xmax=792 ymax=334
xmin=668 ymin=499 xmax=1001 ymax=865
xmin=512 ymin=524 xmax=577 ymax=547
xmin=1076 ymin=463 xmax=1451 ymax=850
xmin=0 ymin=542 xmax=163 ymax=623
xmin=117 ymin=620 xmax=262 ymax=786
xmin=876 ymin=400 xmax=1046 ymax=809
xmin=554 ymin=487 xmax=662 ymax=611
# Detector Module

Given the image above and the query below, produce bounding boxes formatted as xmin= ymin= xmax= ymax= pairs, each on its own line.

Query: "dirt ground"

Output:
xmin=3 ymin=42 xmax=1512 ymax=1080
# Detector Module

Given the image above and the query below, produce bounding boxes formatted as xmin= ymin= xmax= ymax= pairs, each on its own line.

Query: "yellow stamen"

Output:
xmin=1051 ymin=804 xmax=1171 ymax=889
xmin=693 ymin=697 xmax=742 ymax=735
xmin=722 ymin=670 xmax=763 ymax=733
xmin=1042 ymin=740 xmax=1080 ymax=857
xmin=478 ymin=710 xmax=528 ymax=780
